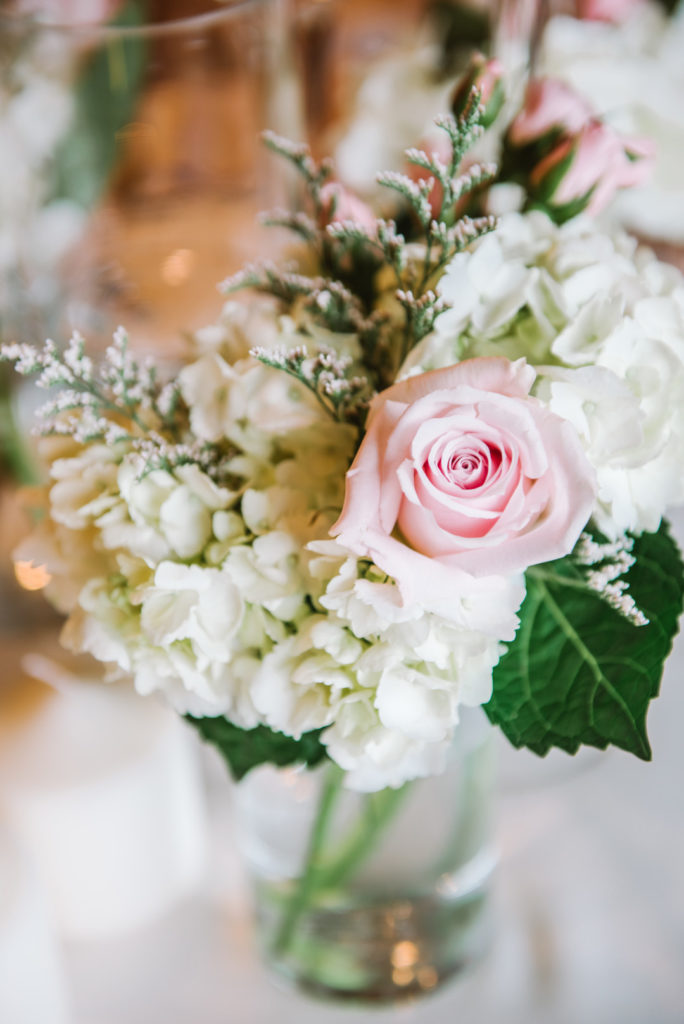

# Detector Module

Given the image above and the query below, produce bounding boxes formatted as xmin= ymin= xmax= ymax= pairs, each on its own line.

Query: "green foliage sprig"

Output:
xmin=233 ymin=94 xmax=495 ymax=395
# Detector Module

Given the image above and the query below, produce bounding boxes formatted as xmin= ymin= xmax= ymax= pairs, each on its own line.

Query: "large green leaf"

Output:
xmin=485 ymin=521 xmax=684 ymax=760
xmin=51 ymin=0 xmax=147 ymax=210
xmin=186 ymin=716 xmax=329 ymax=782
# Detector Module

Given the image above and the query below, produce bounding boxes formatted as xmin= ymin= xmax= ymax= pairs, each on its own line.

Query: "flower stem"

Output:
xmin=272 ymin=770 xmax=411 ymax=961
xmin=314 ymin=783 xmax=409 ymax=892
xmin=272 ymin=762 xmax=345 ymax=956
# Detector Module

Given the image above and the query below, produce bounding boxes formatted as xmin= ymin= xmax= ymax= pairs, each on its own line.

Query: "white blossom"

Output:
xmin=140 ymin=562 xmax=243 ymax=658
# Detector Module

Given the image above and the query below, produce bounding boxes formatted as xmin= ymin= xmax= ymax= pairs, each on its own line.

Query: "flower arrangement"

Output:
xmin=3 ymin=82 xmax=683 ymax=800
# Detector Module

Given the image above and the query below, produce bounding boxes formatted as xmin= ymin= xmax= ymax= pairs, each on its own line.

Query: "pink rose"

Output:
xmin=576 ymin=0 xmax=640 ymax=23
xmin=332 ymin=358 xmax=595 ymax=599
xmin=508 ymin=78 xmax=593 ymax=147
xmin=319 ymin=182 xmax=377 ymax=233
xmin=531 ymin=121 xmax=654 ymax=216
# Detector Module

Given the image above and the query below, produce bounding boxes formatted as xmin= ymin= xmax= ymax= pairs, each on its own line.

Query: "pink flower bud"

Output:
xmin=620 ymin=135 xmax=657 ymax=183
xmin=530 ymin=121 xmax=654 ymax=219
xmin=508 ymin=78 xmax=593 ymax=148
xmin=576 ymin=0 xmax=641 ymax=24
xmin=451 ymin=54 xmax=505 ymax=129
xmin=318 ymin=182 xmax=376 ymax=233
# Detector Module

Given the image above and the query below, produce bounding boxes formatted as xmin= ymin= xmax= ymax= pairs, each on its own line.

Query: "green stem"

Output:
xmin=272 ymin=771 xmax=412 ymax=961
xmin=315 ymin=784 xmax=409 ymax=892
xmin=429 ymin=733 xmax=494 ymax=878
xmin=272 ymin=762 xmax=345 ymax=956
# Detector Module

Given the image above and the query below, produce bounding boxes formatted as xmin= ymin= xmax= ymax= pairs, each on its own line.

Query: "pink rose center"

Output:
xmin=439 ymin=442 xmax=502 ymax=490
xmin=424 ymin=433 xmax=506 ymax=497
xmin=398 ymin=421 xmax=525 ymax=545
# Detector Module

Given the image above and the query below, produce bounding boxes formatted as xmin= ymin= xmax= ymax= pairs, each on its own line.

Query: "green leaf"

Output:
xmin=186 ymin=715 xmax=329 ymax=781
xmin=50 ymin=0 xmax=147 ymax=210
xmin=485 ymin=521 xmax=684 ymax=760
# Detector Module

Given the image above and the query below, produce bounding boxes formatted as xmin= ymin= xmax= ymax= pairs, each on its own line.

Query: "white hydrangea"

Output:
xmin=246 ymin=543 xmax=504 ymax=790
xmin=180 ymin=353 xmax=327 ymax=457
xmin=99 ymin=460 xmax=236 ymax=564
xmin=20 ymin=292 xmax=531 ymax=790
xmin=415 ymin=211 xmax=684 ymax=537
xmin=133 ymin=649 xmax=240 ymax=719
xmin=192 ymin=299 xmax=283 ymax=362
xmin=323 ymin=696 xmax=453 ymax=793
xmin=139 ymin=562 xmax=243 ymax=661
xmin=332 ymin=613 xmax=500 ymax=790
xmin=42 ymin=438 xmax=123 ymax=530
xmin=61 ymin=576 xmax=138 ymax=674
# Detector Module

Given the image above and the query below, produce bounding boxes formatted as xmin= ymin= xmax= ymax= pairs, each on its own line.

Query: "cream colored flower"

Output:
xmin=102 ymin=459 xmax=235 ymax=564
xmin=140 ymin=562 xmax=243 ymax=664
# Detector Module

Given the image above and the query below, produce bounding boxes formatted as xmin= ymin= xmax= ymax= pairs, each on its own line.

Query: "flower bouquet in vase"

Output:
xmin=4 ymin=77 xmax=684 ymax=1004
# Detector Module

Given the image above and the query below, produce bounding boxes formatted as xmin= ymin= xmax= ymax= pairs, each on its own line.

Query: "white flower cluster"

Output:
xmin=21 ymin=302 xmax=505 ymax=791
xmin=407 ymin=210 xmax=684 ymax=538
xmin=19 ymin=201 xmax=684 ymax=790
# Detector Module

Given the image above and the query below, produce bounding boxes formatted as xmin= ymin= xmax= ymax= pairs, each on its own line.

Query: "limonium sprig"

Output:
xmin=395 ymin=289 xmax=450 ymax=347
xmin=0 ymin=327 xmax=234 ymax=481
xmin=221 ymin=267 xmax=381 ymax=341
xmin=250 ymin=344 xmax=371 ymax=426
xmin=2 ymin=328 xmax=161 ymax=431
xmin=573 ymin=533 xmax=649 ymax=627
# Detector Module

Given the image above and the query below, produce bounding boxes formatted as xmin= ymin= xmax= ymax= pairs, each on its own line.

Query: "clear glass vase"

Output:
xmin=232 ymin=708 xmax=497 ymax=1003
xmin=0 ymin=0 xmax=300 ymax=357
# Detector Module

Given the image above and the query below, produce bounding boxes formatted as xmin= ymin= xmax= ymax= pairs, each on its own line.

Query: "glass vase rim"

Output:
xmin=1 ymin=0 xmax=269 ymax=40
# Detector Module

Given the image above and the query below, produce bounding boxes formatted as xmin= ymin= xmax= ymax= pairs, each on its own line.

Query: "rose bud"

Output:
xmin=620 ymin=134 xmax=657 ymax=183
xmin=507 ymin=78 xmax=593 ymax=149
xmin=451 ymin=54 xmax=505 ymax=129
xmin=318 ymin=182 xmax=377 ymax=233
xmin=576 ymin=0 xmax=641 ymax=24
xmin=529 ymin=121 xmax=654 ymax=222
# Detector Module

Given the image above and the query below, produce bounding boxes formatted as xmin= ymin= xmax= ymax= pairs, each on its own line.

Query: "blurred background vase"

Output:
xmin=0 ymin=8 xmax=298 ymax=963
xmin=292 ymin=0 xmax=496 ymax=162
xmin=0 ymin=0 xmax=301 ymax=360
xmin=232 ymin=708 xmax=497 ymax=1003
xmin=295 ymin=0 xmax=543 ymax=204
xmin=0 ymin=0 xmax=302 ymax=655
